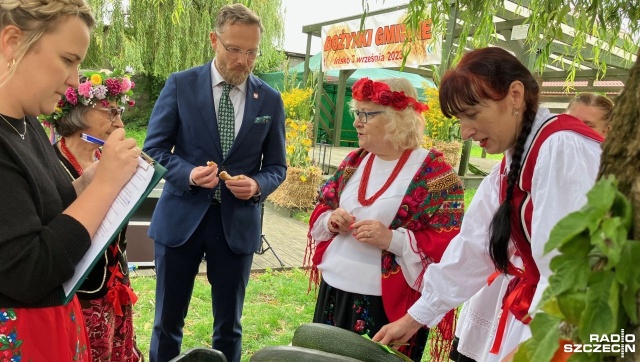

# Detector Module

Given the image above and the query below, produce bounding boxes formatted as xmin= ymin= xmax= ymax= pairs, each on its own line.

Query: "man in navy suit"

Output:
xmin=143 ymin=4 xmax=286 ymax=362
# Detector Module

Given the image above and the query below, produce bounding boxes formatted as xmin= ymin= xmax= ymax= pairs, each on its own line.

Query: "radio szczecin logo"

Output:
xmin=564 ymin=330 xmax=636 ymax=357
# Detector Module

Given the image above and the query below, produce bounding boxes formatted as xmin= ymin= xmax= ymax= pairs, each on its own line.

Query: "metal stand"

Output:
xmin=255 ymin=202 xmax=285 ymax=267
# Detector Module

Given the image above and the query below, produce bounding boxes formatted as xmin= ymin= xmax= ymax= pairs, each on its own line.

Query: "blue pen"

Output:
xmin=80 ymin=133 xmax=105 ymax=146
xmin=80 ymin=133 xmax=154 ymax=164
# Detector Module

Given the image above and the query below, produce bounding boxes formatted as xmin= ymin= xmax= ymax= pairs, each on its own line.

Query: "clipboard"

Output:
xmin=61 ymin=154 xmax=167 ymax=304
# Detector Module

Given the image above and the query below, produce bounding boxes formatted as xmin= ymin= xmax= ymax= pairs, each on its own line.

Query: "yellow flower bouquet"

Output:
xmin=423 ymin=87 xmax=462 ymax=166
xmin=268 ymin=88 xmax=322 ymax=210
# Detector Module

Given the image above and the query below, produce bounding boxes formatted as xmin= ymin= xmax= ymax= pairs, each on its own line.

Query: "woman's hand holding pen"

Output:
xmin=93 ymin=128 xmax=139 ymax=191
xmin=327 ymin=208 xmax=355 ymax=234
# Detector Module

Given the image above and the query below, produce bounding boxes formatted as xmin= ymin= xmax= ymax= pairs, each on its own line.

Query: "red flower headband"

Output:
xmin=351 ymin=77 xmax=429 ymax=113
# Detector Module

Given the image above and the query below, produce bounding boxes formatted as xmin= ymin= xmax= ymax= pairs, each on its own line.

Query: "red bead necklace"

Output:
xmin=358 ymin=149 xmax=412 ymax=206
xmin=59 ymin=137 xmax=101 ymax=176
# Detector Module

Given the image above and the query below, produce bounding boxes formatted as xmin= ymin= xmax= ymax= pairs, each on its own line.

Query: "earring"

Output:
xmin=513 ymin=110 xmax=519 ymax=115
xmin=7 ymin=58 xmax=15 ymax=71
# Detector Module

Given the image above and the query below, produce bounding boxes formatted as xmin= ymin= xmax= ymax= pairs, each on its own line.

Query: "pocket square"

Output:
xmin=254 ymin=116 xmax=271 ymax=124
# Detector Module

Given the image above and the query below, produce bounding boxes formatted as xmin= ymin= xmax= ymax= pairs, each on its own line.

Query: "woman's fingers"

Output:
xmin=330 ymin=208 xmax=355 ymax=233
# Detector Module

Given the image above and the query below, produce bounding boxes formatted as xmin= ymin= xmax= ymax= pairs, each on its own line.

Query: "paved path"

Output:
xmin=132 ymin=146 xmax=499 ymax=277
xmin=132 ymin=202 xmax=309 ymax=277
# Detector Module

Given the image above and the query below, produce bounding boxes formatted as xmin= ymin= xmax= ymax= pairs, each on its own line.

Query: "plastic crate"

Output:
xmin=168 ymin=348 xmax=227 ymax=362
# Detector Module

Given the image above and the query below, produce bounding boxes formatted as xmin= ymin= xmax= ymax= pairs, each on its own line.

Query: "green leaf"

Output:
xmin=525 ymin=313 xmax=563 ymax=362
xmin=545 ymin=212 xmax=590 ymax=254
xmin=586 ymin=177 xmax=617 ymax=213
xmin=612 ymin=190 xmax=633 ymax=230
xmin=513 ymin=339 xmax=533 ymax=362
xmin=579 ymin=271 xmax=619 ymax=341
xmin=591 ymin=217 xmax=627 ymax=269
xmin=547 ymin=253 xmax=590 ymax=296
xmin=567 ymin=352 xmax=601 ymax=362
xmin=540 ymin=297 xmax=565 ymax=319
xmin=558 ymin=232 xmax=592 ymax=257
xmin=557 ymin=291 xmax=586 ymax=325
xmin=616 ymin=241 xmax=640 ymax=323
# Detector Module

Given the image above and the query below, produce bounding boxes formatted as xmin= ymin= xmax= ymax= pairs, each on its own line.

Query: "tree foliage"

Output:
xmin=83 ymin=0 xmax=286 ymax=78
xmin=376 ymin=2 xmax=640 ymax=361
xmin=383 ymin=0 xmax=638 ymax=79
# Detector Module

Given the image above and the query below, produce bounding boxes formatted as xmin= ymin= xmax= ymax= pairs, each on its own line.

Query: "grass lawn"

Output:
xmin=131 ymin=188 xmax=479 ymax=361
xmin=126 ymin=127 xmax=148 ymax=147
xmin=470 ymin=144 xmax=502 ymax=160
xmin=132 ymin=269 xmax=317 ymax=362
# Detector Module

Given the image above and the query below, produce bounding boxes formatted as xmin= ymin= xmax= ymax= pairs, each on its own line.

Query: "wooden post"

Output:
xmin=332 ymin=69 xmax=355 ymax=145
xmin=312 ymin=66 xmax=324 ymax=146
xmin=303 ymin=33 xmax=313 ymax=85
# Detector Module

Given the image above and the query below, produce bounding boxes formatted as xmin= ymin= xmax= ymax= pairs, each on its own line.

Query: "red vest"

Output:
xmin=490 ymin=114 xmax=604 ymax=354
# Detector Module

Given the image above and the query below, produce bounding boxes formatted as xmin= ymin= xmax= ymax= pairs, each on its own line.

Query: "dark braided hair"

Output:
xmin=438 ymin=47 xmax=540 ymax=273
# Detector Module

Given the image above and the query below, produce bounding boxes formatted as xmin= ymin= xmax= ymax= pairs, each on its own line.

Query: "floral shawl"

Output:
xmin=305 ymin=148 xmax=464 ymax=361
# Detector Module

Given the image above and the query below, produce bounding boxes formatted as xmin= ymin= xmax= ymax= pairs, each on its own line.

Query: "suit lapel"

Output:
xmin=192 ymin=62 xmax=222 ymax=158
xmin=227 ymin=75 xmax=263 ymax=156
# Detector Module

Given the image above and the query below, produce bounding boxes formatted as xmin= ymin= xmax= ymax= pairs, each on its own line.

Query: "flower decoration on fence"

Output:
xmin=40 ymin=68 xmax=136 ymax=127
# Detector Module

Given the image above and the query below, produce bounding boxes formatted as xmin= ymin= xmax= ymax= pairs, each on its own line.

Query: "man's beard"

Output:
xmin=219 ymin=62 xmax=252 ymax=86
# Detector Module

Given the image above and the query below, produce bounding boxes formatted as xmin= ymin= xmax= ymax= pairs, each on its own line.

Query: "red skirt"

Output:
xmin=0 ymin=297 xmax=90 ymax=361
xmin=80 ymin=292 xmax=141 ymax=361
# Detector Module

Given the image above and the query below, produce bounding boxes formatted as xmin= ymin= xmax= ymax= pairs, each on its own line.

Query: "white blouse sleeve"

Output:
xmin=528 ymin=132 xmax=601 ymax=314
xmin=309 ymin=210 xmax=335 ymax=242
xmin=387 ymin=228 xmax=423 ymax=291
xmin=408 ymin=166 xmax=501 ymax=327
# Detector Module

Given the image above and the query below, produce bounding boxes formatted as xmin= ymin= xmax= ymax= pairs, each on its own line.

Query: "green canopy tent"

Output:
xmin=258 ymin=52 xmax=436 ymax=145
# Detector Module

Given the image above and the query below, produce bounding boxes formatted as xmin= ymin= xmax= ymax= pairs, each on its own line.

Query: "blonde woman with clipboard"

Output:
xmin=0 ymin=1 xmax=139 ymax=360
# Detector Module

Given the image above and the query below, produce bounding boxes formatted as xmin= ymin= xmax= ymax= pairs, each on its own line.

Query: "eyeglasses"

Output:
xmin=354 ymin=110 xmax=384 ymax=124
xmin=99 ymin=107 xmax=125 ymax=123
xmin=216 ymin=35 xmax=261 ymax=60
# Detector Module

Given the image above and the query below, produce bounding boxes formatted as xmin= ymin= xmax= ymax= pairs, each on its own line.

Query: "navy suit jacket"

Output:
xmin=143 ymin=62 xmax=287 ymax=254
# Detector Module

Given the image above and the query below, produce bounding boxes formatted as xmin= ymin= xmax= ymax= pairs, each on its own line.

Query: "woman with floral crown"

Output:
xmin=0 ymin=1 xmax=141 ymax=360
xmin=305 ymin=77 xmax=464 ymax=362
xmin=42 ymin=69 xmax=142 ymax=361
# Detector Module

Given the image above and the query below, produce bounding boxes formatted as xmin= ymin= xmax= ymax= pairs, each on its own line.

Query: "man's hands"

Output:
xmin=190 ymin=161 xmax=219 ymax=189
xmin=190 ymin=162 xmax=260 ymax=200
xmin=225 ymin=176 xmax=260 ymax=200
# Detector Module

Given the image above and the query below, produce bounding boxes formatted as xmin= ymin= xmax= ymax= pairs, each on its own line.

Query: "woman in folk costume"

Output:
xmin=0 ymin=0 xmax=140 ymax=360
xmin=306 ymin=77 xmax=465 ymax=362
xmin=565 ymin=92 xmax=615 ymax=138
xmin=373 ymin=47 xmax=604 ymax=362
xmin=42 ymin=69 xmax=142 ymax=361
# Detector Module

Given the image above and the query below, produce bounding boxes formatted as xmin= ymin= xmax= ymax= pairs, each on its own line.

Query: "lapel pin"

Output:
xmin=253 ymin=92 xmax=259 ymax=99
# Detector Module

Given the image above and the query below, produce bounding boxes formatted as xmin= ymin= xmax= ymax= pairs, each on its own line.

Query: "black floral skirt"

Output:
xmin=313 ymin=278 xmax=428 ymax=362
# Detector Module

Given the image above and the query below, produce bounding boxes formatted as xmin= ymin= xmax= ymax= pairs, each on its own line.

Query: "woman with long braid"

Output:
xmin=373 ymin=47 xmax=604 ymax=361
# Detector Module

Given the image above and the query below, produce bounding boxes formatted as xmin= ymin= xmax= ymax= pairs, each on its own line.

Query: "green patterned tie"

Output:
xmin=215 ymin=82 xmax=235 ymax=202
xmin=218 ymin=82 xmax=235 ymax=157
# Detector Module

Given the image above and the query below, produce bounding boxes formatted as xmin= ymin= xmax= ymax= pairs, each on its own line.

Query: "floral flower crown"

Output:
xmin=40 ymin=67 xmax=136 ymax=127
xmin=351 ymin=77 xmax=429 ymax=113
